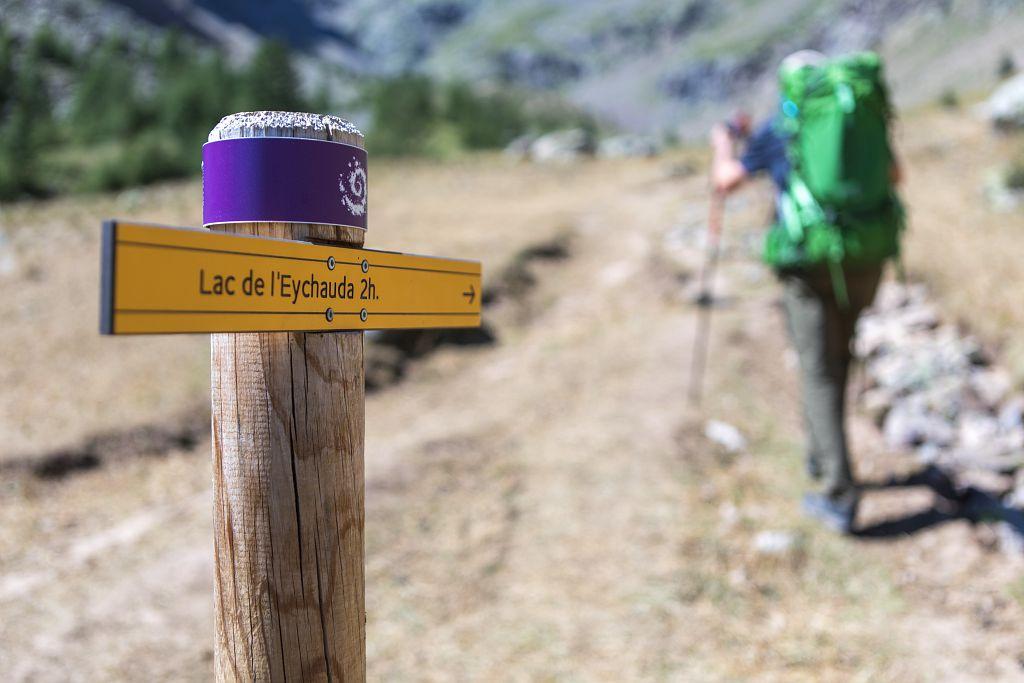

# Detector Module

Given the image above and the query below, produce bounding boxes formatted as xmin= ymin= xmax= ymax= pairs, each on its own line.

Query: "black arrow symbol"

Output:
xmin=462 ymin=284 xmax=476 ymax=304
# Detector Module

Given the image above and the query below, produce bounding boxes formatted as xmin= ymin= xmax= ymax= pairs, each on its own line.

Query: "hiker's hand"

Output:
xmin=709 ymin=124 xmax=747 ymax=194
xmin=710 ymin=123 xmax=733 ymax=151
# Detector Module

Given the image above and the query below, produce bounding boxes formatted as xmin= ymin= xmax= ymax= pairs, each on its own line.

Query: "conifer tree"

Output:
xmin=0 ymin=28 xmax=14 ymax=113
xmin=239 ymin=40 xmax=304 ymax=112
xmin=70 ymin=35 xmax=144 ymax=143
xmin=0 ymin=53 xmax=53 ymax=197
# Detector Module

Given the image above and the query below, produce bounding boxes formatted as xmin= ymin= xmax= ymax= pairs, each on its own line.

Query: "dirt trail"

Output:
xmin=2 ymin=151 xmax=1023 ymax=680
xmin=363 ymin=172 xmax=701 ymax=678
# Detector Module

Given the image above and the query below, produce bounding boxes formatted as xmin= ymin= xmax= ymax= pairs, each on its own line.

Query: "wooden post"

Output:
xmin=208 ymin=112 xmax=366 ymax=681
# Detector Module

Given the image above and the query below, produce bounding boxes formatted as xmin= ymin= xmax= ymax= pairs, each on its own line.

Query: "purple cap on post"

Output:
xmin=202 ymin=136 xmax=368 ymax=230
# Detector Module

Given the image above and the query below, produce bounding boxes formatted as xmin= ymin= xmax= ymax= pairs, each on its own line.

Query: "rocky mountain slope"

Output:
xmin=3 ymin=0 xmax=1024 ymax=133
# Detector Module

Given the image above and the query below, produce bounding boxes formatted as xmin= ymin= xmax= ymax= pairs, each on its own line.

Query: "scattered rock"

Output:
xmin=753 ymin=530 xmax=797 ymax=556
xmin=971 ymin=368 xmax=1012 ymax=407
xmin=528 ymin=128 xmax=595 ymax=163
xmin=980 ymin=72 xmax=1024 ymax=131
xmin=596 ymin=134 xmax=661 ymax=158
xmin=0 ymin=231 xmax=16 ymax=277
xmin=999 ymin=395 xmax=1024 ymax=432
xmin=861 ymin=387 xmax=895 ymax=426
xmin=984 ymin=169 xmax=1024 ymax=212
xmin=705 ymin=420 xmax=747 ymax=453
xmin=958 ymin=411 xmax=1002 ymax=452
xmin=503 ymin=134 xmax=536 ymax=161
xmin=883 ymin=398 xmax=955 ymax=450
xmin=1007 ymin=470 xmax=1024 ymax=510
xmin=997 ymin=521 xmax=1024 ymax=554
xmin=857 ymin=280 xmax=1023 ymax=474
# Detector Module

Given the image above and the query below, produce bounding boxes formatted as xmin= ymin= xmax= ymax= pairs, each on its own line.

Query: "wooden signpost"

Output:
xmin=100 ymin=112 xmax=482 ymax=681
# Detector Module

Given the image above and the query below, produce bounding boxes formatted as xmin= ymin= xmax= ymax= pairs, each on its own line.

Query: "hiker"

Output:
xmin=709 ymin=50 xmax=904 ymax=533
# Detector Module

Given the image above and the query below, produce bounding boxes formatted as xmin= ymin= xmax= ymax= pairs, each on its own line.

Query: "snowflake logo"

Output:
xmin=339 ymin=159 xmax=367 ymax=217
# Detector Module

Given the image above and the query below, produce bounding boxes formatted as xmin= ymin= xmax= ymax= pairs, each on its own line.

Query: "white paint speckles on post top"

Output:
xmin=208 ymin=111 xmax=363 ymax=143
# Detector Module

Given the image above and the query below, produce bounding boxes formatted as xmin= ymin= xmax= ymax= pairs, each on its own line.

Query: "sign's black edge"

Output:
xmin=99 ymin=220 xmax=116 ymax=335
xmin=106 ymin=321 xmax=482 ymax=336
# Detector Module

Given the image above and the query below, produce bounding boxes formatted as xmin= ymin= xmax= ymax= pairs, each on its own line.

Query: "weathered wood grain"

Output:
xmin=209 ymin=112 xmax=366 ymax=682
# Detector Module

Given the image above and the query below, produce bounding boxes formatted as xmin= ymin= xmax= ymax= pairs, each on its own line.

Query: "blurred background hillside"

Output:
xmin=3 ymin=0 xmax=1024 ymax=200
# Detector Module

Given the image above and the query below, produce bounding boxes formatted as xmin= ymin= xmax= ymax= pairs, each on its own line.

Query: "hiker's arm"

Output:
xmin=710 ymin=124 xmax=747 ymax=193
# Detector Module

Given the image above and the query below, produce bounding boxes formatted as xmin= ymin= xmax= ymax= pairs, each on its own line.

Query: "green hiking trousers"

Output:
xmin=779 ymin=265 xmax=882 ymax=503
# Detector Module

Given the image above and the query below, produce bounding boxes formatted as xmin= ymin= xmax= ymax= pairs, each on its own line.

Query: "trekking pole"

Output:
xmin=687 ymin=188 xmax=725 ymax=406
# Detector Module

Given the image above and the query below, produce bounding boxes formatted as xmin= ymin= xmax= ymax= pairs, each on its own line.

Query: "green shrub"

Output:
xmin=59 ymin=36 xmax=311 ymax=197
xmin=0 ymin=27 xmax=15 ymax=112
xmin=444 ymin=82 xmax=526 ymax=149
xmin=1006 ymin=158 xmax=1024 ymax=191
xmin=29 ymin=25 xmax=75 ymax=67
xmin=0 ymin=140 xmax=35 ymax=200
xmin=938 ymin=89 xmax=959 ymax=109
xmin=82 ymin=131 xmax=194 ymax=192
xmin=0 ymin=53 xmax=54 ymax=199
xmin=998 ymin=52 xmax=1017 ymax=80
xmin=238 ymin=40 xmax=305 ymax=112
xmin=157 ymin=53 xmax=238 ymax=143
xmin=71 ymin=35 xmax=149 ymax=144
xmin=421 ymin=122 xmax=464 ymax=159
xmin=364 ymin=74 xmax=441 ymax=156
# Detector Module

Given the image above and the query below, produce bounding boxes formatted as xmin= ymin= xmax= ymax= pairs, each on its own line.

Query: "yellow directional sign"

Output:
xmin=101 ymin=221 xmax=482 ymax=334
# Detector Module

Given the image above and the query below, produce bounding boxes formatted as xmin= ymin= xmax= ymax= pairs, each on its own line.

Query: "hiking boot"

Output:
xmin=802 ymin=492 xmax=858 ymax=534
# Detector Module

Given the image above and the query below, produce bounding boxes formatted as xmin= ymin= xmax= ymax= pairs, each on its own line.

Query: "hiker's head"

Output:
xmin=778 ymin=50 xmax=827 ymax=82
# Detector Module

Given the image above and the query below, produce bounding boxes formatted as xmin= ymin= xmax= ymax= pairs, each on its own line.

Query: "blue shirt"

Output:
xmin=740 ymin=119 xmax=789 ymax=192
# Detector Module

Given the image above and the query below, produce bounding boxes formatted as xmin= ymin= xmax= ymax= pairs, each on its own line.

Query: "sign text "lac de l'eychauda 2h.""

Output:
xmin=101 ymin=221 xmax=482 ymax=335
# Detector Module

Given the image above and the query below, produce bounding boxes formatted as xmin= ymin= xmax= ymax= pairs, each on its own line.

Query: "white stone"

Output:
xmin=970 ymin=368 xmax=1013 ymax=407
xmin=753 ymin=530 xmax=797 ymax=556
xmin=704 ymin=420 xmax=747 ymax=453
xmin=529 ymin=128 xmax=593 ymax=163
xmin=958 ymin=411 xmax=1001 ymax=452
xmin=883 ymin=400 xmax=955 ymax=450
xmin=596 ymin=134 xmax=661 ymax=158
xmin=980 ymin=72 xmax=1024 ymax=130
xmin=999 ymin=395 xmax=1024 ymax=430
xmin=503 ymin=134 xmax=535 ymax=160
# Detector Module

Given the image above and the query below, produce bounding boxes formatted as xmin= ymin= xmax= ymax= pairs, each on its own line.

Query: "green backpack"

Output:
xmin=764 ymin=52 xmax=904 ymax=297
